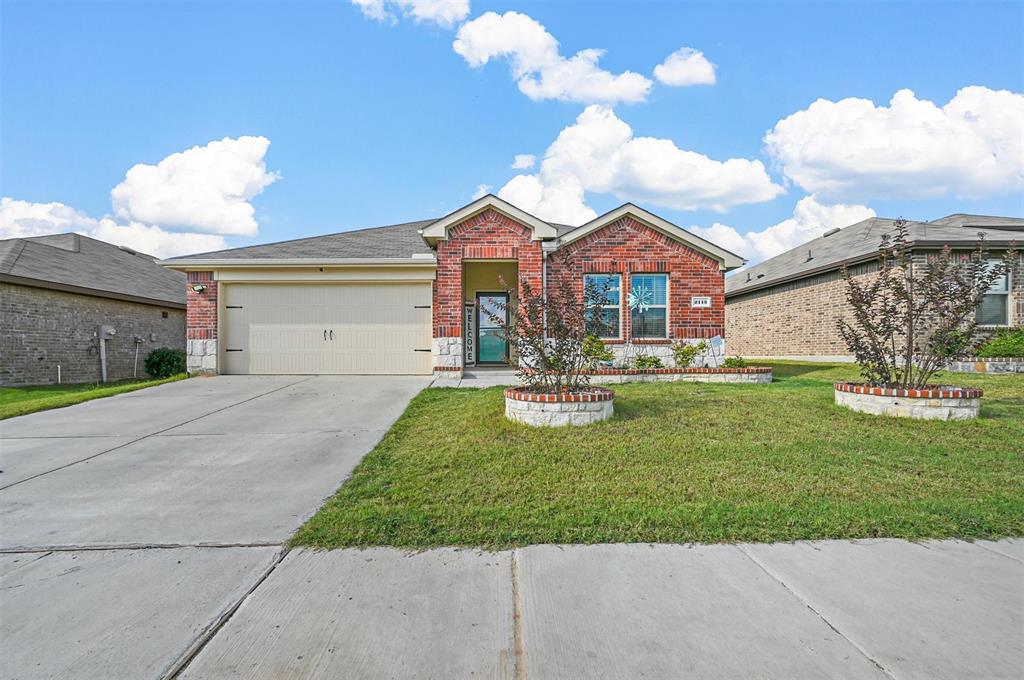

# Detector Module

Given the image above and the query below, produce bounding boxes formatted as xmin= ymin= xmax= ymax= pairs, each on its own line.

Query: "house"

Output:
xmin=1 ymin=233 xmax=187 ymax=386
xmin=160 ymin=195 xmax=745 ymax=377
xmin=725 ymin=214 xmax=1023 ymax=360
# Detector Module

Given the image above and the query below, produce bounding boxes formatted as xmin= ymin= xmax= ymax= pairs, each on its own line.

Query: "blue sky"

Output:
xmin=2 ymin=0 xmax=1022 ymax=259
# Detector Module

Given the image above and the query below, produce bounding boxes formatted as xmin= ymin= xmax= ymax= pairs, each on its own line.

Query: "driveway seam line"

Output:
xmin=163 ymin=546 xmax=291 ymax=680
xmin=735 ymin=545 xmax=898 ymax=680
xmin=971 ymin=541 xmax=1024 ymax=564
xmin=0 ymin=542 xmax=282 ymax=554
xmin=511 ymin=549 xmax=527 ymax=680
xmin=0 ymin=377 xmax=313 ymax=492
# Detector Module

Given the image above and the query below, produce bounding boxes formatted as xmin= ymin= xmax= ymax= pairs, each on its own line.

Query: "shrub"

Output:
xmin=976 ymin=328 xmax=1024 ymax=357
xmin=582 ymin=335 xmax=614 ymax=367
xmin=144 ymin=347 xmax=186 ymax=379
xmin=722 ymin=356 xmax=748 ymax=368
xmin=634 ymin=355 xmax=664 ymax=369
xmin=672 ymin=340 xmax=708 ymax=368
xmin=837 ymin=219 xmax=1015 ymax=389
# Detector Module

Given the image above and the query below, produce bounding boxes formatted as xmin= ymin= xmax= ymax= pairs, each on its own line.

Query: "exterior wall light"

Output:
xmin=191 ymin=283 xmax=207 ymax=293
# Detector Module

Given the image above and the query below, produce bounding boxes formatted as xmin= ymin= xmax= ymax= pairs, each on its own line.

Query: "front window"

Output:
xmin=629 ymin=274 xmax=668 ymax=338
xmin=977 ymin=262 xmax=1010 ymax=326
xmin=584 ymin=274 xmax=621 ymax=338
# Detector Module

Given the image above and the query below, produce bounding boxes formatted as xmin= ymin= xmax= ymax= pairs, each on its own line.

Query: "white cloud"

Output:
xmin=453 ymin=11 xmax=652 ymax=104
xmin=511 ymin=154 xmax=536 ymax=170
xmin=690 ymin=195 xmax=876 ymax=264
xmin=497 ymin=105 xmax=784 ymax=224
xmin=471 ymin=183 xmax=492 ymax=199
xmin=111 ymin=136 xmax=279 ymax=237
xmin=352 ymin=0 xmax=469 ymax=28
xmin=764 ymin=86 xmax=1024 ymax=200
xmin=653 ymin=47 xmax=716 ymax=86
xmin=0 ymin=197 xmax=228 ymax=258
xmin=1 ymin=135 xmax=278 ymax=258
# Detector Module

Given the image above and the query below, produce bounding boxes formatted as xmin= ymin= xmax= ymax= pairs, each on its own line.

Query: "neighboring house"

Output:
xmin=725 ymin=214 xmax=1023 ymax=360
xmin=0 ymin=233 xmax=186 ymax=386
xmin=161 ymin=195 xmax=745 ymax=377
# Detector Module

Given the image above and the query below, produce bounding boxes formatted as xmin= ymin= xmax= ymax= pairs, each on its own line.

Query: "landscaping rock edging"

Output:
xmin=834 ymin=382 xmax=982 ymax=420
xmin=584 ymin=366 xmax=772 ymax=384
xmin=946 ymin=357 xmax=1024 ymax=374
xmin=504 ymin=387 xmax=614 ymax=427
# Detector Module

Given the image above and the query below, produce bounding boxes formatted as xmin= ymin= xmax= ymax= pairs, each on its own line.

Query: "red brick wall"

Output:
xmin=549 ymin=216 xmax=725 ymax=342
xmin=186 ymin=271 xmax=217 ymax=340
xmin=433 ymin=208 xmax=543 ymax=338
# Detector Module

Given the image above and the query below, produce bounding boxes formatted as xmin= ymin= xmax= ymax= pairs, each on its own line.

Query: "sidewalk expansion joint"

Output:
xmin=736 ymin=545 xmax=898 ymax=680
xmin=511 ymin=549 xmax=527 ymax=680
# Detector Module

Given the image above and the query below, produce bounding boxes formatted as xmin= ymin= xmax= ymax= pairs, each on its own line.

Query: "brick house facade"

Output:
xmin=163 ymin=196 xmax=744 ymax=376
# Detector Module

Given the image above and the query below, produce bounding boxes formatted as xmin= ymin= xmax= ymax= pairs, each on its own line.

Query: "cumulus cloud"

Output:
xmin=0 ymin=198 xmax=228 ymax=258
xmin=511 ymin=154 xmax=536 ymax=170
xmin=690 ymin=195 xmax=876 ymax=264
xmin=764 ymin=86 xmax=1024 ymax=200
xmin=351 ymin=0 xmax=469 ymax=28
xmin=453 ymin=11 xmax=652 ymax=104
xmin=653 ymin=47 xmax=716 ymax=86
xmin=471 ymin=183 xmax=492 ymax=199
xmin=1 ymin=135 xmax=278 ymax=258
xmin=111 ymin=136 xmax=279 ymax=237
xmin=497 ymin=105 xmax=784 ymax=224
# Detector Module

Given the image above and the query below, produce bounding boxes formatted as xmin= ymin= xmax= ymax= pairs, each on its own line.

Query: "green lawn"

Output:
xmin=292 ymin=361 xmax=1024 ymax=549
xmin=0 ymin=374 xmax=187 ymax=420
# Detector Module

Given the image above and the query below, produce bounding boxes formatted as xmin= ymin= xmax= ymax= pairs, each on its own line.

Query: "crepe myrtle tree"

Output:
xmin=837 ymin=219 xmax=1015 ymax=389
xmin=488 ymin=255 xmax=610 ymax=393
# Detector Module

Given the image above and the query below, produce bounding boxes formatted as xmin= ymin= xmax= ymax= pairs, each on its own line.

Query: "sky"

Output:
xmin=2 ymin=0 xmax=1023 ymax=262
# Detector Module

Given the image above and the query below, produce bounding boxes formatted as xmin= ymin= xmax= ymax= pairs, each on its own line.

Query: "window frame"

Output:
xmin=583 ymin=273 xmax=622 ymax=340
xmin=628 ymin=273 xmax=670 ymax=339
xmin=977 ymin=261 xmax=1011 ymax=327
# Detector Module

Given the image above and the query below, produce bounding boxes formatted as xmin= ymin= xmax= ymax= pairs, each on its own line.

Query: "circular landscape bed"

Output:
xmin=834 ymin=382 xmax=983 ymax=420
xmin=504 ymin=386 xmax=614 ymax=427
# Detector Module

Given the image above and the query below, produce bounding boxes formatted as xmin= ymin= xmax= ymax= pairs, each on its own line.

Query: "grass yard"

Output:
xmin=0 ymin=374 xmax=187 ymax=420
xmin=292 ymin=361 xmax=1024 ymax=549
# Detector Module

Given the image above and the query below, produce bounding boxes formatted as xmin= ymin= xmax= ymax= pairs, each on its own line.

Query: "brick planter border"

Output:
xmin=834 ymin=382 xmax=982 ymax=420
xmin=504 ymin=387 xmax=614 ymax=427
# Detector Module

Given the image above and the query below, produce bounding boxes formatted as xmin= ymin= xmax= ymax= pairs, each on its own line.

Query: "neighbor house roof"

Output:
xmin=0 ymin=233 xmax=186 ymax=307
xmin=725 ymin=214 xmax=1023 ymax=298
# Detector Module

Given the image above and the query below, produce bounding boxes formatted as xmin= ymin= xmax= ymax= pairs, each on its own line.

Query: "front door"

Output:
xmin=476 ymin=293 xmax=509 ymax=365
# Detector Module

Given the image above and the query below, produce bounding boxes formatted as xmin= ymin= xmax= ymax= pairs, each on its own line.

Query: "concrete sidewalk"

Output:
xmin=182 ymin=539 xmax=1023 ymax=680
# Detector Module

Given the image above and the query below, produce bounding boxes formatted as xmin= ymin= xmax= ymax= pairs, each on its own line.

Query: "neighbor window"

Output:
xmin=584 ymin=274 xmax=621 ymax=338
xmin=976 ymin=261 xmax=1010 ymax=326
xmin=629 ymin=274 xmax=668 ymax=338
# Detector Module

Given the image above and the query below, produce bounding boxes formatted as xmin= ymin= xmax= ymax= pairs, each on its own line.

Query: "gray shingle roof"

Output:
xmin=0 ymin=233 xmax=186 ymax=306
xmin=162 ymin=220 xmax=438 ymax=261
xmin=726 ymin=214 xmax=1022 ymax=297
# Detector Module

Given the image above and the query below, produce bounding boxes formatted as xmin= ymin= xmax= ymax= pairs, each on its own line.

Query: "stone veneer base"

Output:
xmin=946 ymin=358 xmax=1024 ymax=374
xmin=504 ymin=387 xmax=614 ymax=427
xmin=834 ymin=382 xmax=982 ymax=420
xmin=585 ymin=367 xmax=772 ymax=385
xmin=186 ymin=338 xmax=217 ymax=376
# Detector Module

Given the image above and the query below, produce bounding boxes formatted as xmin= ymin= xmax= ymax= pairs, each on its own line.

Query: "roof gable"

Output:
xmin=556 ymin=204 xmax=746 ymax=271
xmin=420 ymin=195 xmax=557 ymax=245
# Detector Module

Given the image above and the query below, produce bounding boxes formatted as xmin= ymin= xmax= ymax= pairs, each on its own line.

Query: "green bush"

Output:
xmin=722 ymin=356 xmax=748 ymax=368
xmin=672 ymin=340 xmax=708 ymax=368
xmin=582 ymin=335 xmax=614 ymax=366
xmin=976 ymin=328 xmax=1024 ymax=357
xmin=144 ymin=347 xmax=186 ymax=379
xmin=634 ymin=355 xmax=664 ymax=369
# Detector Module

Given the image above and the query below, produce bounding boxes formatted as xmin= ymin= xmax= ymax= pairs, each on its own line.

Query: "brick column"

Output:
xmin=185 ymin=271 xmax=218 ymax=374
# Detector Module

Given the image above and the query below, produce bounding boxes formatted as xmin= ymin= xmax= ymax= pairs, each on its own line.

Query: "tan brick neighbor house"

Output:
xmin=1 ymin=233 xmax=186 ymax=386
xmin=161 ymin=195 xmax=746 ymax=377
xmin=725 ymin=214 xmax=1023 ymax=360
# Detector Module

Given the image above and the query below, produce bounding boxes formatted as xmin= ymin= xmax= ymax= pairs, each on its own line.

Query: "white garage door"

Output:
xmin=221 ymin=283 xmax=433 ymax=375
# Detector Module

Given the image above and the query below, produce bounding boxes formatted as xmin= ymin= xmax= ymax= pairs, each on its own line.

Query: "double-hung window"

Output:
xmin=976 ymin=260 xmax=1010 ymax=326
xmin=629 ymin=274 xmax=668 ymax=338
xmin=583 ymin=274 xmax=621 ymax=338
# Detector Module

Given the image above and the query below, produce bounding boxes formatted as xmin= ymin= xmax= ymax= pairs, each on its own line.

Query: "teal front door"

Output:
xmin=477 ymin=293 xmax=508 ymax=365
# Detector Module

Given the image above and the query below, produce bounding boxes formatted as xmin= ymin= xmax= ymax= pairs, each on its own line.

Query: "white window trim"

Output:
xmin=629 ymin=273 xmax=669 ymax=339
xmin=584 ymin=273 xmax=622 ymax=339
xmin=978 ymin=263 xmax=1012 ymax=328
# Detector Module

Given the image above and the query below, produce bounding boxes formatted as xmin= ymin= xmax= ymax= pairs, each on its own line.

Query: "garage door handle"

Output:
xmin=324 ymin=330 xmax=327 ymax=341
xmin=414 ymin=349 xmax=430 ymax=352
xmin=414 ymin=305 xmax=430 ymax=309
xmin=330 ymin=329 xmax=334 ymax=340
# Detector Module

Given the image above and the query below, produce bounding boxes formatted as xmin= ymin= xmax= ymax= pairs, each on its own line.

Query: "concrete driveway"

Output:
xmin=0 ymin=375 xmax=428 ymax=679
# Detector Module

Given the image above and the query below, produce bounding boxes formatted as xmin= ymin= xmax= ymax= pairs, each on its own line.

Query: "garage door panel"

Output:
xmin=222 ymin=283 xmax=432 ymax=375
